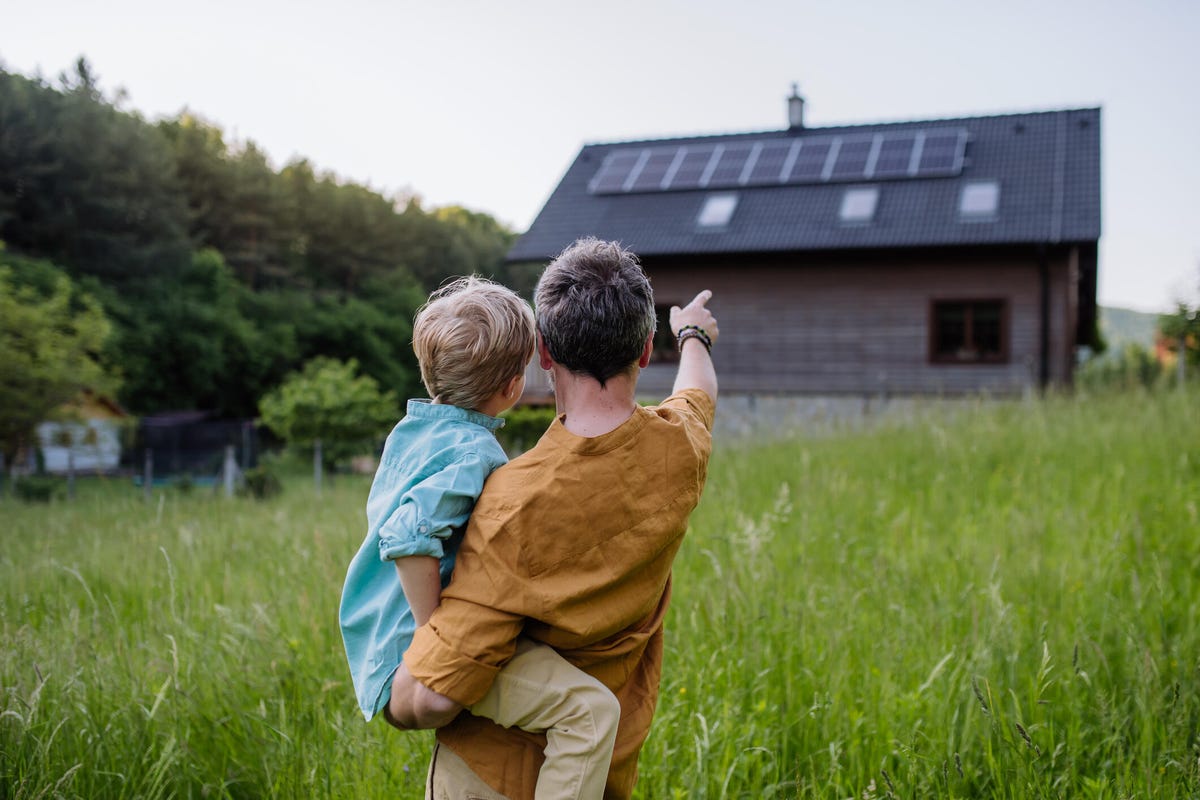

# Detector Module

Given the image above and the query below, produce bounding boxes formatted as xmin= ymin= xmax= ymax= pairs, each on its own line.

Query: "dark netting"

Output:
xmin=128 ymin=412 xmax=260 ymax=485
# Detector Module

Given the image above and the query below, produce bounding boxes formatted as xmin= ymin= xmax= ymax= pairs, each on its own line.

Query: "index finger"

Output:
xmin=687 ymin=290 xmax=713 ymax=309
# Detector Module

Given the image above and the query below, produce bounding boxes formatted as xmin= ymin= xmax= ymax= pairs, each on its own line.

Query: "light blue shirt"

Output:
xmin=338 ymin=399 xmax=508 ymax=719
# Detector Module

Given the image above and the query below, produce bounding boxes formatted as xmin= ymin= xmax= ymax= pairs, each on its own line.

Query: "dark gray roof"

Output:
xmin=508 ymin=108 xmax=1101 ymax=262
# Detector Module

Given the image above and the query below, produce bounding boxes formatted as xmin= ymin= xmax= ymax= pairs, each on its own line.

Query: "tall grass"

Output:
xmin=1 ymin=477 xmax=427 ymax=799
xmin=2 ymin=390 xmax=1197 ymax=798
xmin=646 ymin=389 xmax=1199 ymax=799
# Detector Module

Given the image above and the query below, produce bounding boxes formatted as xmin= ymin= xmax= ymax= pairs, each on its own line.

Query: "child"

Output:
xmin=338 ymin=276 xmax=619 ymax=800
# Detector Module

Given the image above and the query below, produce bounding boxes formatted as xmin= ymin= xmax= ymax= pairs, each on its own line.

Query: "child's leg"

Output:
xmin=469 ymin=639 xmax=619 ymax=800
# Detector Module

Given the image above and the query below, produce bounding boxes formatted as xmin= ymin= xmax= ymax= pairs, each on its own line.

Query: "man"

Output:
xmin=390 ymin=237 xmax=719 ymax=798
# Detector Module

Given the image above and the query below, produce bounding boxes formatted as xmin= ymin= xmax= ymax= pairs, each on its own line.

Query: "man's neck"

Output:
xmin=551 ymin=366 xmax=639 ymax=438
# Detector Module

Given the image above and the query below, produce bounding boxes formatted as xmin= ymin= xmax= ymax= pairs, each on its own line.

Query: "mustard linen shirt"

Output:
xmin=405 ymin=388 xmax=715 ymax=799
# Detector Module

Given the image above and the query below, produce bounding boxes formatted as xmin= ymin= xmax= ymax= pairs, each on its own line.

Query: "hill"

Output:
xmin=1099 ymin=305 xmax=1159 ymax=353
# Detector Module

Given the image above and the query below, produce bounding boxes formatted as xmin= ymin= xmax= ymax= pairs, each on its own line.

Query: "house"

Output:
xmin=35 ymin=390 xmax=128 ymax=474
xmin=509 ymin=90 xmax=1100 ymax=403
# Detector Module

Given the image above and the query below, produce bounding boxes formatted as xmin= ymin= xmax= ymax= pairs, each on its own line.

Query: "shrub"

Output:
xmin=1076 ymin=342 xmax=1168 ymax=391
xmin=239 ymin=466 xmax=283 ymax=500
xmin=13 ymin=474 xmax=65 ymax=502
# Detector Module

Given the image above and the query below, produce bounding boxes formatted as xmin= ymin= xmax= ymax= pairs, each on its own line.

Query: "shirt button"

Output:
xmin=418 ymin=524 xmax=428 ymax=534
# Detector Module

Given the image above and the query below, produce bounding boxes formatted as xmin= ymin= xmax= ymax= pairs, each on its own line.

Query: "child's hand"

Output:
xmin=670 ymin=290 xmax=719 ymax=346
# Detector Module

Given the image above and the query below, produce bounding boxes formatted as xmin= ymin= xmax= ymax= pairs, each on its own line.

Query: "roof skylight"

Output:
xmin=960 ymin=180 xmax=1000 ymax=219
xmin=697 ymin=193 xmax=738 ymax=228
xmin=839 ymin=187 xmax=879 ymax=223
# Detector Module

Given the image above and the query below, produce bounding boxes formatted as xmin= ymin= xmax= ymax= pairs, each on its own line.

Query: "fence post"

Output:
xmin=66 ymin=440 xmax=76 ymax=501
xmin=223 ymin=445 xmax=237 ymax=498
xmin=1179 ymin=335 xmax=1187 ymax=389
xmin=143 ymin=449 xmax=153 ymax=502
xmin=314 ymin=438 xmax=323 ymax=497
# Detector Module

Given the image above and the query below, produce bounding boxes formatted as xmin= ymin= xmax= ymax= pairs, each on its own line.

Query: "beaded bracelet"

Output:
xmin=676 ymin=324 xmax=713 ymax=353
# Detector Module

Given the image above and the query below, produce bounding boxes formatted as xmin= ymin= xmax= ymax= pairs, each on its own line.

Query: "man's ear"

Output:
xmin=637 ymin=333 xmax=654 ymax=369
xmin=537 ymin=332 xmax=554 ymax=370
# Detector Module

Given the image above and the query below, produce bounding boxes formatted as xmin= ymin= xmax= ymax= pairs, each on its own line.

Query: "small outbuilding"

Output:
xmin=36 ymin=390 xmax=128 ymax=474
xmin=510 ymin=90 xmax=1101 ymax=402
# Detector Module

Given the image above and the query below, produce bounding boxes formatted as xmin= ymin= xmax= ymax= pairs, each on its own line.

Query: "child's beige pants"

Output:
xmin=426 ymin=639 xmax=619 ymax=800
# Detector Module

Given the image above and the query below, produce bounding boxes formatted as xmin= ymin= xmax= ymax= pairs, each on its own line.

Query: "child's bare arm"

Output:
xmin=395 ymin=556 xmax=442 ymax=627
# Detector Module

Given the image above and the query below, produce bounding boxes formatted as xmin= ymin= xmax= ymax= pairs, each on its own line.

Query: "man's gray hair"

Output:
xmin=534 ymin=238 xmax=655 ymax=386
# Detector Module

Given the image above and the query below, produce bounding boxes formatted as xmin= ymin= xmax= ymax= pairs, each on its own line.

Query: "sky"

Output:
xmin=2 ymin=0 xmax=1197 ymax=312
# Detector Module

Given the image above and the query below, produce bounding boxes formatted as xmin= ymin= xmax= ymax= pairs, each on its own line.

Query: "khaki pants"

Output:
xmin=427 ymin=641 xmax=619 ymax=800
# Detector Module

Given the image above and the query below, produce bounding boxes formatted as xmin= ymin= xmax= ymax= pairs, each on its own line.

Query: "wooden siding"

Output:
xmin=637 ymin=250 xmax=1076 ymax=398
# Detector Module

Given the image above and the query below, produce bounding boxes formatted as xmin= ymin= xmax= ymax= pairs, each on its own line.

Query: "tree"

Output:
xmin=258 ymin=357 xmax=398 ymax=487
xmin=0 ymin=58 xmax=516 ymax=425
xmin=1159 ymin=306 xmax=1199 ymax=370
xmin=0 ymin=61 xmax=190 ymax=287
xmin=101 ymin=249 xmax=290 ymax=416
xmin=1158 ymin=269 xmax=1200 ymax=383
xmin=0 ymin=252 xmax=117 ymax=484
xmin=1076 ymin=342 xmax=1166 ymax=391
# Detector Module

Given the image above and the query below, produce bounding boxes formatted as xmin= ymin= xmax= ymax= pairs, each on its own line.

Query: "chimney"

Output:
xmin=787 ymin=83 xmax=805 ymax=130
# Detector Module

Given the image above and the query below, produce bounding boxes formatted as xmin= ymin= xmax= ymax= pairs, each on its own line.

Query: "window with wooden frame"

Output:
xmin=651 ymin=304 xmax=680 ymax=363
xmin=930 ymin=300 xmax=1008 ymax=363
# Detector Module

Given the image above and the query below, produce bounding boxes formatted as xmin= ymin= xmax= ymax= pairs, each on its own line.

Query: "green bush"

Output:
xmin=498 ymin=405 xmax=557 ymax=454
xmin=13 ymin=474 xmax=65 ymax=502
xmin=1076 ymin=342 xmax=1168 ymax=391
xmin=239 ymin=465 xmax=283 ymax=500
xmin=174 ymin=473 xmax=195 ymax=494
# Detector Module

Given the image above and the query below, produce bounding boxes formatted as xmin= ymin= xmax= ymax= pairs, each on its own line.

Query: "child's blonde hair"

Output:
xmin=413 ymin=276 xmax=535 ymax=410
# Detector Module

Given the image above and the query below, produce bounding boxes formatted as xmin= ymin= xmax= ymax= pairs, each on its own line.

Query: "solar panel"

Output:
xmin=828 ymin=137 xmax=874 ymax=180
xmin=589 ymin=150 xmax=642 ymax=193
xmin=747 ymin=140 xmax=797 ymax=185
xmin=705 ymin=142 xmax=756 ymax=188
xmin=739 ymin=142 xmax=764 ymax=185
xmin=627 ymin=148 xmax=681 ymax=192
xmin=587 ymin=128 xmax=967 ymax=193
xmin=787 ymin=139 xmax=832 ymax=182
xmin=660 ymin=147 xmax=689 ymax=189
xmin=665 ymin=145 xmax=719 ymax=190
xmin=870 ymin=134 xmax=916 ymax=178
xmin=917 ymin=130 xmax=965 ymax=175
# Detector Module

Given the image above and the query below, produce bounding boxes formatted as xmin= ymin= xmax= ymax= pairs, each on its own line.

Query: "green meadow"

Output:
xmin=2 ymin=390 xmax=1197 ymax=799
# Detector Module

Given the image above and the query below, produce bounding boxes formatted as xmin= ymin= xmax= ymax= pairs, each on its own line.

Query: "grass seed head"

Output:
xmin=880 ymin=767 xmax=897 ymax=799
xmin=972 ymin=676 xmax=989 ymax=714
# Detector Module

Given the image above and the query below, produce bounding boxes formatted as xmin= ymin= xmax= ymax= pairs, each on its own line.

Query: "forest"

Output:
xmin=3 ymin=58 xmax=1198 ymax=478
xmin=0 ymin=58 xmax=535 ymax=467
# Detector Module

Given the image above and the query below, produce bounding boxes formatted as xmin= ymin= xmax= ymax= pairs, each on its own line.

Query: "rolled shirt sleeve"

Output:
xmin=404 ymin=507 xmax=531 ymax=706
xmin=405 ymin=598 xmax=524 ymax=706
xmin=376 ymin=452 xmax=493 ymax=561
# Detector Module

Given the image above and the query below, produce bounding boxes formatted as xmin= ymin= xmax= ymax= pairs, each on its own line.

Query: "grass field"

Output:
xmin=2 ymin=389 xmax=1197 ymax=799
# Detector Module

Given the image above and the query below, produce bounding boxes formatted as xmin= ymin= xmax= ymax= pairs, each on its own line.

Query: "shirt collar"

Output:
xmin=544 ymin=405 xmax=650 ymax=454
xmin=406 ymin=398 xmax=506 ymax=431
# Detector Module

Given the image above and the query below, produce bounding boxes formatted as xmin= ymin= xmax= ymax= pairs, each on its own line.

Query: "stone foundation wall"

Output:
xmin=703 ymin=393 xmax=1001 ymax=442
